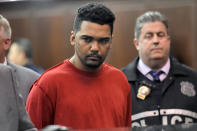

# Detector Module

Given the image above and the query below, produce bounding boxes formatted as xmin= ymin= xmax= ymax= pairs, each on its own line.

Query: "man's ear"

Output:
xmin=70 ymin=31 xmax=75 ymax=46
xmin=109 ymin=35 xmax=113 ymax=49
xmin=3 ymin=39 xmax=11 ymax=50
xmin=133 ymin=39 xmax=140 ymax=51
xmin=167 ymin=35 xmax=171 ymax=45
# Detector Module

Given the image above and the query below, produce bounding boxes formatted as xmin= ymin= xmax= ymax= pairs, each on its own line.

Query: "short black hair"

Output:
xmin=73 ymin=3 xmax=115 ymax=35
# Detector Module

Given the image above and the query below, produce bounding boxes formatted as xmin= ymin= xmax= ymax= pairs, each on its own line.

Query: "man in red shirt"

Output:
xmin=26 ymin=3 xmax=131 ymax=130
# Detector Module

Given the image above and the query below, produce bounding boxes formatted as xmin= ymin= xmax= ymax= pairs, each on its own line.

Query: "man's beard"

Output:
xmin=79 ymin=53 xmax=104 ymax=69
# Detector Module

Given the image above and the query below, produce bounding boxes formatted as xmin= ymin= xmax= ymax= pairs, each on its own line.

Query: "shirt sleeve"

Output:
xmin=26 ymin=83 xmax=54 ymax=130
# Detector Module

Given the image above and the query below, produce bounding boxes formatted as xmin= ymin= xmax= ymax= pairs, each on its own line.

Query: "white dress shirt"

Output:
xmin=3 ymin=57 xmax=7 ymax=65
xmin=137 ymin=58 xmax=170 ymax=82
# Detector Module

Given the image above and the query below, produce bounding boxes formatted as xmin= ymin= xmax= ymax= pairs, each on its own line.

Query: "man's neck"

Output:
xmin=147 ymin=58 xmax=169 ymax=71
xmin=137 ymin=58 xmax=170 ymax=81
xmin=138 ymin=58 xmax=170 ymax=75
xmin=69 ymin=56 xmax=101 ymax=73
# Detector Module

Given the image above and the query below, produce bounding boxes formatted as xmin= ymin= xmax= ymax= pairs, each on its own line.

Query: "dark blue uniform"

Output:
xmin=24 ymin=61 xmax=44 ymax=74
xmin=122 ymin=57 xmax=197 ymax=127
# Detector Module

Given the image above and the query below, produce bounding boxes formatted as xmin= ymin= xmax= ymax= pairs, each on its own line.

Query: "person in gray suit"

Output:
xmin=0 ymin=14 xmax=40 ymax=102
xmin=0 ymin=64 xmax=37 ymax=131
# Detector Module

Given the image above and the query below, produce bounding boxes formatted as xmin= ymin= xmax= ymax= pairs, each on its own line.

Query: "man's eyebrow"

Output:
xmin=80 ymin=35 xmax=111 ymax=39
xmin=80 ymin=35 xmax=92 ymax=38
xmin=144 ymin=32 xmax=153 ymax=36
xmin=145 ymin=32 xmax=153 ymax=34
xmin=157 ymin=31 xmax=165 ymax=34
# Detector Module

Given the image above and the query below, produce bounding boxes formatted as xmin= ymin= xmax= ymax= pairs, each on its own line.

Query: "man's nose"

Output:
xmin=153 ymin=35 xmax=159 ymax=45
xmin=153 ymin=35 xmax=159 ymax=43
xmin=90 ymin=41 xmax=99 ymax=51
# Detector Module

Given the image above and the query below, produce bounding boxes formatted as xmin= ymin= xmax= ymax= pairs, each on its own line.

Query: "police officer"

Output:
xmin=122 ymin=11 xmax=197 ymax=127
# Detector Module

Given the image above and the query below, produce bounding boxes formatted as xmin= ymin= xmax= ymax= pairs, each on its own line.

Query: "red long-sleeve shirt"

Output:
xmin=26 ymin=59 xmax=131 ymax=129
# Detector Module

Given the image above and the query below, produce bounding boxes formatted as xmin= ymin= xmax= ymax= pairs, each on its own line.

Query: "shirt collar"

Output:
xmin=137 ymin=58 xmax=170 ymax=75
xmin=3 ymin=57 xmax=7 ymax=65
xmin=137 ymin=59 xmax=151 ymax=76
xmin=160 ymin=58 xmax=170 ymax=75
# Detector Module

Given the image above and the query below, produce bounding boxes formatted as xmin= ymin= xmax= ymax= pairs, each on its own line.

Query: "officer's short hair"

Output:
xmin=134 ymin=11 xmax=168 ymax=40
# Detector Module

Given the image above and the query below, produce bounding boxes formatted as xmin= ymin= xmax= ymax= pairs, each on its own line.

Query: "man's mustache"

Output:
xmin=86 ymin=52 xmax=102 ymax=59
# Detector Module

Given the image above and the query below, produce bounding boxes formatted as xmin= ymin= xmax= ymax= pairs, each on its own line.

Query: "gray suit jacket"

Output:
xmin=0 ymin=64 xmax=37 ymax=131
xmin=8 ymin=62 xmax=40 ymax=102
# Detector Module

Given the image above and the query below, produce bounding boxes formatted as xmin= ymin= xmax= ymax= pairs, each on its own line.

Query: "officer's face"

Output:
xmin=134 ymin=21 xmax=171 ymax=70
xmin=70 ymin=21 xmax=112 ymax=72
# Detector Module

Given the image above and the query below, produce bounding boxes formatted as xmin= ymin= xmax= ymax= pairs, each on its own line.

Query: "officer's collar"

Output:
xmin=123 ymin=56 xmax=189 ymax=82
xmin=121 ymin=57 xmax=139 ymax=82
xmin=170 ymin=57 xmax=189 ymax=77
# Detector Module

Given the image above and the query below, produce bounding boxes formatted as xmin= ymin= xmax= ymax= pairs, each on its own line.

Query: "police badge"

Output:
xmin=180 ymin=81 xmax=196 ymax=97
xmin=137 ymin=86 xmax=151 ymax=100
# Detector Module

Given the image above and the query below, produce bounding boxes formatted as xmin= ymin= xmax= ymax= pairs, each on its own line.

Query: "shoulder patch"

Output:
xmin=180 ymin=81 xmax=196 ymax=97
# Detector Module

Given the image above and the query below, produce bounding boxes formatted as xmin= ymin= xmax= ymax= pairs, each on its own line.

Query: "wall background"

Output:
xmin=1 ymin=0 xmax=197 ymax=70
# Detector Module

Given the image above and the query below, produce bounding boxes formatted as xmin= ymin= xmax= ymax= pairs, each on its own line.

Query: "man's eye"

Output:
xmin=83 ymin=37 xmax=93 ymax=43
xmin=157 ymin=32 xmax=165 ymax=37
xmin=144 ymin=34 xmax=153 ymax=39
xmin=98 ymin=38 xmax=110 ymax=44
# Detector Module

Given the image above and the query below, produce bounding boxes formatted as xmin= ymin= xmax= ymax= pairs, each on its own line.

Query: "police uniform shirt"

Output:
xmin=121 ymin=57 xmax=197 ymax=128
